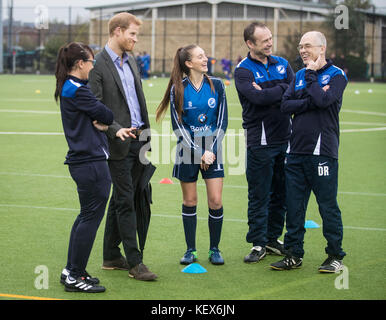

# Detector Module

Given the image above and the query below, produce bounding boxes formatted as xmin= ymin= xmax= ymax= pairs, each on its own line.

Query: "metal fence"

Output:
xmin=1 ymin=5 xmax=89 ymax=74
xmin=1 ymin=4 xmax=385 ymax=81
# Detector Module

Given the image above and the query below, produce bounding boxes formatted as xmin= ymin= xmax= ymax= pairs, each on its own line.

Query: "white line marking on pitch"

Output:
xmin=1 ymin=125 xmax=386 ymax=136
xmin=0 ymin=171 xmax=385 ymax=197
xmin=0 ymin=132 xmax=63 ymax=135
xmin=0 ymin=203 xmax=385 ymax=232
xmin=0 ymin=109 xmax=59 ymax=114
xmin=1 ymin=107 xmax=386 ymax=121
xmin=341 ymin=109 xmax=386 ymax=117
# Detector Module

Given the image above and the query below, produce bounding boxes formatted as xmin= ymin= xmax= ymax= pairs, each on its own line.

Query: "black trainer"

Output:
xmin=244 ymin=246 xmax=266 ymax=263
xmin=64 ymin=275 xmax=105 ymax=293
xmin=266 ymin=240 xmax=286 ymax=256
xmin=60 ymin=268 xmax=100 ymax=285
xmin=270 ymin=255 xmax=303 ymax=270
xmin=318 ymin=255 xmax=344 ymax=273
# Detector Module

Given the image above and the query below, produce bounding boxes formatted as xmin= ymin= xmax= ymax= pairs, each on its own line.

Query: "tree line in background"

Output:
xmin=3 ymin=18 xmax=88 ymax=74
xmin=283 ymin=0 xmax=372 ymax=79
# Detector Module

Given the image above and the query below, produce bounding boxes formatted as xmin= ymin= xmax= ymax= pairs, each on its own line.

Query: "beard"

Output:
xmin=119 ymin=38 xmax=134 ymax=53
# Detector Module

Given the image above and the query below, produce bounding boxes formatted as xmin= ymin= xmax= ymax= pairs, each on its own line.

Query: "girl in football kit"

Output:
xmin=156 ymin=44 xmax=228 ymax=265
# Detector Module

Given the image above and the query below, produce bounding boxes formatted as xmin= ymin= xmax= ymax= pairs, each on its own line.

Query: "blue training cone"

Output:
xmin=182 ymin=263 xmax=207 ymax=274
xmin=304 ymin=220 xmax=320 ymax=228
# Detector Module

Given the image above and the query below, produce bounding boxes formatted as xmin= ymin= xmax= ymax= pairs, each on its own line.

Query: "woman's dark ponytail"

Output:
xmin=54 ymin=42 xmax=94 ymax=103
xmin=54 ymin=46 xmax=69 ymax=102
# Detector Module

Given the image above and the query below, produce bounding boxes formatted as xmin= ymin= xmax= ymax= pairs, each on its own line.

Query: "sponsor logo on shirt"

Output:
xmin=185 ymin=101 xmax=196 ymax=110
xmin=213 ymin=164 xmax=223 ymax=172
xmin=255 ymin=72 xmax=264 ymax=79
xmin=190 ymin=124 xmax=212 ymax=132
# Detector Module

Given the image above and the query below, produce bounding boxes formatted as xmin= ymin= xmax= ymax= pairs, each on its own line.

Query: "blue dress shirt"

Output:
xmin=105 ymin=44 xmax=144 ymax=128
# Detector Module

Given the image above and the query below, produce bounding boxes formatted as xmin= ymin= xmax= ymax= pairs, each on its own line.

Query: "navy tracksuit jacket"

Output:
xmin=281 ymin=59 xmax=347 ymax=159
xmin=280 ymin=59 xmax=348 ymax=259
xmin=60 ymin=75 xmax=114 ymax=278
xmin=60 ymin=75 xmax=113 ymax=164
xmin=234 ymin=53 xmax=294 ymax=247
xmin=235 ymin=53 xmax=294 ymax=147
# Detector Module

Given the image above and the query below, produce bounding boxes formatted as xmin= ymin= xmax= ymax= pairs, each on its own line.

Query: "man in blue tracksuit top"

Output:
xmin=270 ymin=31 xmax=348 ymax=273
xmin=235 ymin=22 xmax=294 ymax=263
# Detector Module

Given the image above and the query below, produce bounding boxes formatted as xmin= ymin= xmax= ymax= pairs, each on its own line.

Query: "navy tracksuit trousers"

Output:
xmin=284 ymin=154 xmax=345 ymax=259
xmin=246 ymin=143 xmax=287 ymax=247
xmin=66 ymin=161 xmax=111 ymax=278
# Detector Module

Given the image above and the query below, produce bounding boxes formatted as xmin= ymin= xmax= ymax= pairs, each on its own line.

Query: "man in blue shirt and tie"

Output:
xmin=89 ymin=12 xmax=157 ymax=281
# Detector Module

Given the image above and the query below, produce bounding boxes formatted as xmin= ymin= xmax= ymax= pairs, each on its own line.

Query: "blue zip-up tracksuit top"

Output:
xmin=281 ymin=59 xmax=348 ymax=159
xmin=170 ymin=76 xmax=228 ymax=161
xmin=235 ymin=53 xmax=294 ymax=147
xmin=60 ymin=75 xmax=114 ymax=164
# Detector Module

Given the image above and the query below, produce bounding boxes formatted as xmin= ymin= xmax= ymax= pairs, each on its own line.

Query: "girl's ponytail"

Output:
xmin=156 ymin=45 xmax=197 ymax=122
xmin=54 ymin=45 xmax=70 ymax=102
xmin=54 ymin=42 xmax=94 ymax=103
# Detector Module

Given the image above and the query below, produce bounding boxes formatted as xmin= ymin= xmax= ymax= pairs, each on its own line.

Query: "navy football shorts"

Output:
xmin=173 ymin=162 xmax=225 ymax=182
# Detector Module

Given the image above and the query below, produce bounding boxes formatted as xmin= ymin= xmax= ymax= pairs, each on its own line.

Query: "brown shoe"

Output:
xmin=102 ymin=256 xmax=130 ymax=270
xmin=129 ymin=263 xmax=157 ymax=281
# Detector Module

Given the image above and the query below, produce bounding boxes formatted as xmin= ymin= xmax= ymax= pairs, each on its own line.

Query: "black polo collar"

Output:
xmin=247 ymin=52 xmax=278 ymax=66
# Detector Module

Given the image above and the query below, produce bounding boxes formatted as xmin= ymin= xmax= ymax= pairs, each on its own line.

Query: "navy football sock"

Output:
xmin=208 ymin=207 xmax=223 ymax=249
xmin=182 ymin=204 xmax=197 ymax=251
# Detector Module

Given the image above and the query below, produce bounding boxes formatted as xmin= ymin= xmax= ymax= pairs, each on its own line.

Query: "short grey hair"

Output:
xmin=304 ymin=31 xmax=327 ymax=47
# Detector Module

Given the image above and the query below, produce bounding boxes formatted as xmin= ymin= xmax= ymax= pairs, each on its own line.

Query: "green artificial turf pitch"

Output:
xmin=0 ymin=75 xmax=385 ymax=300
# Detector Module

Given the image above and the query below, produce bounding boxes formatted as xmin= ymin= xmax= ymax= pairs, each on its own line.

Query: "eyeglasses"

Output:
xmin=297 ymin=44 xmax=322 ymax=51
xmin=85 ymin=59 xmax=96 ymax=66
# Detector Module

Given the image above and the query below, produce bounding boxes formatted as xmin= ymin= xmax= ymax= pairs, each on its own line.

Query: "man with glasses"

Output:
xmin=234 ymin=22 xmax=294 ymax=264
xmin=270 ymin=31 xmax=348 ymax=273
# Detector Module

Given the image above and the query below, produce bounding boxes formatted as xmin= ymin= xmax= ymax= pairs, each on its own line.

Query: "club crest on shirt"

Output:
xmin=276 ymin=65 xmax=286 ymax=74
xmin=208 ymin=97 xmax=216 ymax=109
xmin=321 ymin=74 xmax=330 ymax=85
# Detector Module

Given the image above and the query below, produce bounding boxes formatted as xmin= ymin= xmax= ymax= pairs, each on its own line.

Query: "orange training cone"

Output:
xmin=160 ymin=178 xmax=173 ymax=184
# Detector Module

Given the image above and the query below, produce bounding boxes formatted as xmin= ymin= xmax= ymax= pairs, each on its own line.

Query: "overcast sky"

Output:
xmin=2 ymin=0 xmax=386 ymax=24
xmin=2 ymin=0 xmax=119 ymax=23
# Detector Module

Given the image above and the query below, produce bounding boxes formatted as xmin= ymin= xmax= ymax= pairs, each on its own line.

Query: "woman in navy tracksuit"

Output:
xmin=54 ymin=42 xmax=113 ymax=293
